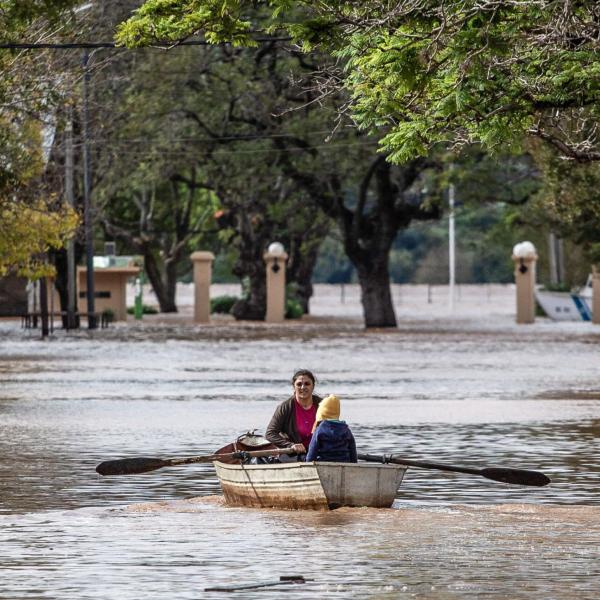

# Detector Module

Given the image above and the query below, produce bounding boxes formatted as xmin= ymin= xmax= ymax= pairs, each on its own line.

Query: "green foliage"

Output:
xmin=539 ymin=282 xmax=571 ymax=293
xmin=90 ymin=42 xmax=226 ymax=309
xmin=116 ymin=0 xmax=256 ymax=47
xmin=314 ymin=198 xmax=549 ymax=285
xmin=0 ymin=0 xmax=78 ymax=32
xmin=285 ymin=297 xmax=303 ymax=319
xmin=283 ymin=282 xmax=304 ymax=318
xmin=0 ymin=197 xmax=79 ymax=278
xmin=388 ymin=248 xmax=419 ymax=284
xmin=0 ymin=0 xmax=81 ymax=278
xmin=210 ymin=294 xmax=238 ymax=314
xmin=118 ymin=0 xmax=600 ymax=163
xmin=313 ymin=232 xmax=355 ymax=283
xmin=126 ymin=304 xmax=159 ymax=314
xmin=528 ymin=139 xmax=600 ymax=266
xmin=211 ymin=251 xmax=241 ymax=283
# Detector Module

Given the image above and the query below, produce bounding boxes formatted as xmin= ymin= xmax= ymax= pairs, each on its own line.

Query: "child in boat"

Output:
xmin=305 ymin=394 xmax=357 ymax=463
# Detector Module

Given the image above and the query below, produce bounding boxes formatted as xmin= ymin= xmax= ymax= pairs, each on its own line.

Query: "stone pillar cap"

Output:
xmin=191 ymin=251 xmax=215 ymax=261
xmin=511 ymin=254 xmax=538 ymax=262
xmin=264 ymin=251 xmax=288 ymax=260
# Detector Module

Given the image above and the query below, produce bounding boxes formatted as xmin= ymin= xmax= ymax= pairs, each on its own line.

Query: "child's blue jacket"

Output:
xmin=305 ymin=420 xmax=357 ymax=463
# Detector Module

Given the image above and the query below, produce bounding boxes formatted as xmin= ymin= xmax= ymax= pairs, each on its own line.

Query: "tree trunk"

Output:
xmin=289 ymin=241 xmax=320 ymax=314
xmin=144 ymin=251 xmax=178 ymax=313
xmin=164 ymin=256 xmax=179 ymax=313
xmin=232 ymin=260 xmax=266 ymax=320
xmin=51 ymin=248 xmax=69 ymax=327
xmin=50 ymin=245 xmax=84 ymax=328
xmin=227 ymin=208 xmax=269 ymax=320
xmin=296 ymin=277 xmax=312 ymax=315
xmin=39 ymin=275 xmax=50 ymax=338
xmin=355 ymin=258 xmax=397 ymax=328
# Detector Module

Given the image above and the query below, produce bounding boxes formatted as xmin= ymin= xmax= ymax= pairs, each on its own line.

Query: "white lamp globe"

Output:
xmin=520 ymin=241 xmax=536 ymax=258
xmin=268 ymin=242 xmax=285 ymax=256
xmin=513 ymin=241 xmax=536 ymax=258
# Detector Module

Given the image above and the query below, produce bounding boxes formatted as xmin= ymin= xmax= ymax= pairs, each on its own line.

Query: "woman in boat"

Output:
xmin=306 ymin=394 xmax=357 ymax=463
xmin=265 ymin=369 xmax=322 ymax=457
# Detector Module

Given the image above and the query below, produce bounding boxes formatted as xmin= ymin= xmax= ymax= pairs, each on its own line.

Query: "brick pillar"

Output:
xmin=512 ymin=251 xmax=537 ymax=324
xmin=264 ymin=248 xmax=288 ymax=323
xmin=592 ymin=266 xmax=600 ymax=325
xmin=191 ymin=251 xmax=214 ymax=323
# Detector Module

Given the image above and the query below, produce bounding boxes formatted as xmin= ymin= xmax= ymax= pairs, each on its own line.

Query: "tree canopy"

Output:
xmin=529 ymin=140 xmax=600 ymax=265
xmin=117 ymin=1 xmax=600 ymax=164
xmin=0 ymin=0 xmax=80 ymax=277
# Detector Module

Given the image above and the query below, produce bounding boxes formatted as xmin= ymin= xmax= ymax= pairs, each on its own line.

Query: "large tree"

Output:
xmin=160 ymin=41 xmax=441 ymax=326
xmin=167 ymin=43 xmax=335 ymax=318
xmin=275 ymin=146 xmax=440 ymax=326
xmin=89 ymin=39 xmax=333 ymax=316
xmin=116 ymin=5 xmax=448 ymax=326
xmin=117 ymin=0 xmax=600 ymax=164
xmin=100 ymin=166 xmax=218 ymax=313
xmin=29 ymin=0 xmax=216 ymax=313
xmin=0 ymin=1 xmax=79 ymax=277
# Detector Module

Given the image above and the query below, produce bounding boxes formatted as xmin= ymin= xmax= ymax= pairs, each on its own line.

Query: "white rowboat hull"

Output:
xmin=214 ymin=461 xmax=407 ymax=510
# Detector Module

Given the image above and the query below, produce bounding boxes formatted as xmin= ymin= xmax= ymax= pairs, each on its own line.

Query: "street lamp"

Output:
xmin=268 ymin=242 xmax=285 ymax=273
xmin=512 ymin=241 xmax=536 ymax=273
xmin=264 ymin=242 xmax=287 ymax=323
xmin=512 ymin=241 xmax=537 ymax=324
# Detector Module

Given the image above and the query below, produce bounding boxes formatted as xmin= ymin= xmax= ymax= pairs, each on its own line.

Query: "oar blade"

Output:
xmin=482 ymin=467 xmax=551 ymax=487
xmin=96 ymin=457 xmax=167 ymax=476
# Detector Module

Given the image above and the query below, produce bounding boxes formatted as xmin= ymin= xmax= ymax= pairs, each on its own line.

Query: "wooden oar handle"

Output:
xmin=358 ymin=453 xmax=482 ymax=475
xmin=168 ymin=447 xmax=295 ymax=466
xmin=95 ymin=447 xmax=297 ymax=476
xmin=358 ymin=453 xmax=551 ymax=487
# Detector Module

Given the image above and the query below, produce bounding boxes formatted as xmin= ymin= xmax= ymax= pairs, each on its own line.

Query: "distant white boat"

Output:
xmin=535 ymin=275 xmax=593 ymax=321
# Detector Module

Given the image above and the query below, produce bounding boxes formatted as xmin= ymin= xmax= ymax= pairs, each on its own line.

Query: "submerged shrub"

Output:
xmin=285 ymin=298 xmax=304 ymax=319
xmin=210 ymin=295 xmax=238 ymax=314
xmin=126 ymin=304 xmax=158 ymax=315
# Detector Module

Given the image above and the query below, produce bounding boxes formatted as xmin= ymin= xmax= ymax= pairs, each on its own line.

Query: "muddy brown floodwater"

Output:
xmin=0 ymin=293 xmax=599 ymax=599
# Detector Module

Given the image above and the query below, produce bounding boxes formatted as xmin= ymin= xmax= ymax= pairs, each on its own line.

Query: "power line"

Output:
xmin=1 ymin=42 xmax=119 ymax=49
xmin=99 ymin=140 xmax=377 ymax=155
xmin=0 ymin=37 xmax=291 ymax=50
xmin=50 ymin=139 xmax=378 ymax=159
xmin=69 ymin=131 xmax=354 ymax=144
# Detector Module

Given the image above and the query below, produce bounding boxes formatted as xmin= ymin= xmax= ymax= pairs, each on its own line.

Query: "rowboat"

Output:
xmin=94 ymin=434 xmax=550 ymax=503
xmin=214 ymin=460 xmax=408 ymax=510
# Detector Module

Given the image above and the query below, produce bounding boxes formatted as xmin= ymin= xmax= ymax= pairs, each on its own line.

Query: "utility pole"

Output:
xmin=64 ymin=107 xmax=77 ymax=328
xmin=39 ymin=274 xmax=49 ymax=338
xmin=548 ymin=232 xmax=565 ymax=286
xmin=82 ymin=49 xmax=96 ymax=329
xmin=448 ymin=169 xmax=456 ymax=312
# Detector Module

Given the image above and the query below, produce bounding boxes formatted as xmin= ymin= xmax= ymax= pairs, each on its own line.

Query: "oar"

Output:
xmin=358 ymin=453 xmax=551 ymax=487
xmin=96 ymin=447 xmax=294 ymax=476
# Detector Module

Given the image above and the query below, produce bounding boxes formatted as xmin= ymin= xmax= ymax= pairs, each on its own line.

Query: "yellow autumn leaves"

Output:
xmin=0 ymin=197 xmax=79 ymax=278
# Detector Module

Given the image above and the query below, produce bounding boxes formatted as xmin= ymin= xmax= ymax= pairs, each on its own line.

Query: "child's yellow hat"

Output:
xmin=312 ymin=394 xmax=340 ymax=432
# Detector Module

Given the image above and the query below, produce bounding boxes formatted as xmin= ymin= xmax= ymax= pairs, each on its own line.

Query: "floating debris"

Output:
xmin=205 ymin=575 xmax=309 ymax=592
